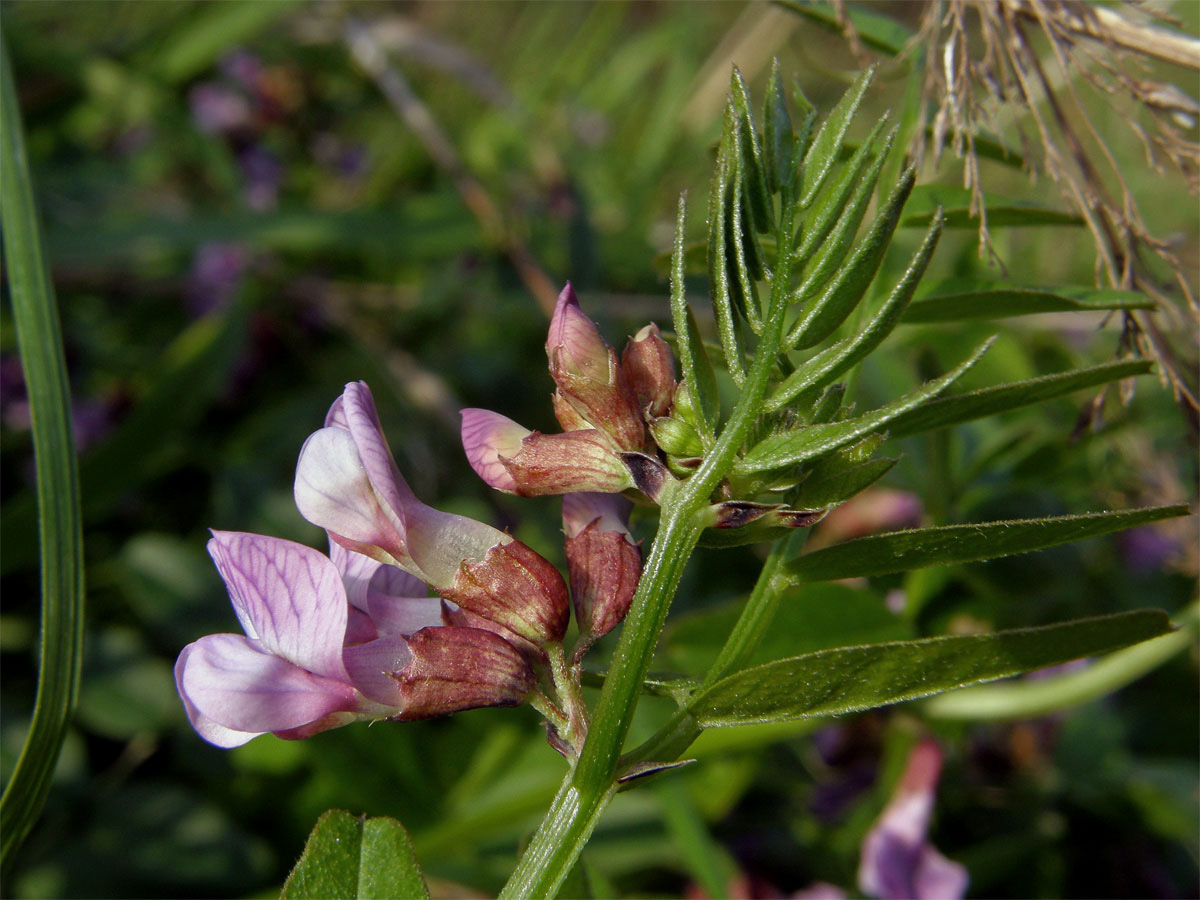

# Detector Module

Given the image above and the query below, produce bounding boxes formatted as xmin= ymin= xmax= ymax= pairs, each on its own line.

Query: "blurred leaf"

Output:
xmin=901 ymin=186 xmax=1083 ymax=228
xmin=0 ymin=34 xmax=85 ymax=876
xmin=739 ymin=337 xmax=993 ymax=475
xmin=77 ymin=629 xmax=180 ymax=739
xmin=281 ymin=809 xmax=429 ymax=900
xmin=46 ymin=204 xmax=478 ymax=264
xmin=665 ymin=582 xmax=910 ymax=676
xmin=2 ymin=305 xmax=248 ymax=575
xmin=923 ymin=603 xmax=1199 ymax=719
xmin=783 ymin=505 xmax=1189 ymax=583
xmin=886 ymin=359 xmax=1153 ymax=438
xmin=902 ymin=284 xmax=1153 ymax=322
xmin=688 ymin=610 xmax=1172 ymax=726
xmin=777 ymin=0 xmax=912 ymax=55
xmin=151 ymin=0 xmax=306 ymax=84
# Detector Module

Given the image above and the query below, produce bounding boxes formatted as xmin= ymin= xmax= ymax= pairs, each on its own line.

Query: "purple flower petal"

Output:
xmin=460 ymin=408 xmax=529 ymax=493
xmin=562 ymin=492 xmax=633 ymax=538
xmin=342 ymin=633 xmax=413 ymax=706
xmin=178 ymin=633 xmax=358 ymax=735
xmin=294 ymin=427 xmax=408 ymax=561
xmin=366 ymin=592 xmax=444 ymax=636
xmin=338 ymin=381 xmax=420 ymax=517
xmin=206 ymin=531 xmax=349 ymax=680
xmin=546 ymin=283 xmax=609 ymax=380
xmin=174 ymin=645 xmax=263 ymax=748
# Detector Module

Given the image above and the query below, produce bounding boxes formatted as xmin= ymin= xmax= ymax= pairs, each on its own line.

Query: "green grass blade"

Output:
xmin=783 ymin=505 xmax=1189 ymax=583
xmin=688 ymin=610 xmax=1172 ymax=727
xmin=0 ymin=34 xmax=86 ymax=875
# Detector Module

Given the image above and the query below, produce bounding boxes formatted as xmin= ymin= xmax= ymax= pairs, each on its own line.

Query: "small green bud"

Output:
xmin=649 ymin=415 xmax=704 ymax=458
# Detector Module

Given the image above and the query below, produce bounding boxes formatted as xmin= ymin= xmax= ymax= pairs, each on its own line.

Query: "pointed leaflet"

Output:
xmin=782 ymin=505 xmax=1189 ymax=584
xmin=708 ymin=105 xmax=747 ymax=384
xmin=738 ymin=337 xmax=994 ymax=476
xmin=769 ymin=209 xmax=944 ymax=411
xmin=792 ymin=457 xmax=899 ymax=509
xmin=729 ymin=66 xmax=772 ymax=233
xmin=281 ymin=809 xmax=429 ymax=900
xmin=799 ymin=66 xmax=875 ymax=207
xmin=687 ymin=610 xmax=1172 ymax=727
xmin=794 ymin=115 xmax=891 ymax=269
xmin=902 ymin=285 xmax=1153 ymax=323
xmin=762 ymin=59 xmax=794 ymax=195
xmin=885 ymin=359 xmax=1153 ymax=439
xmin=787 ymin=164 xmax=917 ymax=350
xmin=672 ymin=193 xmax=718 ymax=441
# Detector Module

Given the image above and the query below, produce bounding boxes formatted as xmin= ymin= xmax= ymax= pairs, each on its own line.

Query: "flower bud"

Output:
xmin=462 ymin=408 xmax=635 ymax=496
xmin=621 ymin=323 xmax=676 ymax=419
xmin=648 ymin=415 xmax=703 ymax=458
xmin=546 ymin=284 xmax=644 ymax=450
xmin=563 ymin=493 xmax=641 ymax=649
xmin=438 ymin=539 xmax=570 ymax=644
xmin=342 ymin=626 xmax=534 ymax=720
xmin=697 ymin=502 xmax=828 ymax=547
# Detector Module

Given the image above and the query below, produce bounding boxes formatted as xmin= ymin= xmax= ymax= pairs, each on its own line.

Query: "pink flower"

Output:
xmin=295 ymin=381 xmax=568 ymax=643
xmin=175 ymin=531 xmax=534 ymax=748
xmin=858 ymin=738 xmax=968 ymax=900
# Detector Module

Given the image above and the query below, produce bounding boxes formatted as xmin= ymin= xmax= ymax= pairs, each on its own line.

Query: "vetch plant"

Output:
xmin=2 ymin=48 xmax=1190 ymax=895
xmin=232 ymin=64 xmax=1186 ymax=898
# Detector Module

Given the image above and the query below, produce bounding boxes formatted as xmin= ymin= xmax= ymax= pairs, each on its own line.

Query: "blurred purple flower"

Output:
xmin=189 ymin=82 xmax=252 ymax=135
xmin=238 ymin=145 xmax=282 ymax=211
xmin=185 ymin=242 xmax=249 ymax=316
xmin=858 ymin=738 xmax=968 ymax=900
xmin=311 ymin=133 xmax=368 ymax=178
xmin=220 ymin=49 xmax=264 ymax=90
xmin=1118 ymin=526 xmax=1180 ymax=572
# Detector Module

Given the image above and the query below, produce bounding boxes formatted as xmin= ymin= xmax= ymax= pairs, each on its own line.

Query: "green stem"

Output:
xmin=500 ymin=197 xmax=801 ymax=900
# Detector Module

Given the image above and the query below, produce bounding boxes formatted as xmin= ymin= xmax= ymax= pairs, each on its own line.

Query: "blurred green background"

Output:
xmin=2 ymin=2 xmax=1196 ymax=897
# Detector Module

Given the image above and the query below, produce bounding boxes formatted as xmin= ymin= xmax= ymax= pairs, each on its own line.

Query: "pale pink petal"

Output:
xmin=460 ymin=408 xmax=529 ymax=493
xmin=402 ymin=503 xmax=509 ymax=590
xmin=342 ymin=633 xmax=413 ymax=706
xmin=366 ymin=593 xmax=445 ymax=636
xmin=338 ymin=381 xmax=420 ymax=517
xmin=330 ymin=540 xmax=384 ymax=612
xmin=914 ymin=846 xmax=968 ymax=900
xmin=294 ymin=427 xmax=407 ymax=560
xmin=175 ymin=645 xmax=262 ymax=748
xmin=562 ymin=492 xmax=633 ymax=538
xmin=369 ymin=562 xmax=428 ymax=599
xmin=207 ymin=531 xmax=349 ymax=680
xmin=179 ymin=634 xmax=358 ymax=735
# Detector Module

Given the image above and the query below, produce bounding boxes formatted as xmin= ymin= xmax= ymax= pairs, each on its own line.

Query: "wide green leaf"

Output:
xmin=281 ymin=810 xmax=429 ymax=900
xmin=0 ymin=35 xmax=86 ymax=876
xmin=738 ymin=337 xmax=992 ymax=475
xmin=900 ymin=185 xmax=1083 ymax=228
xmin=783 ymin=505 xmax=1189 ymax=583
xmin=902 ymin=284 xmax=1153 ymax=323
xmin=688 ymin=610 xmax=1172 ymax=727
xmin=886 ymin=358 xmax=1153 ymax=438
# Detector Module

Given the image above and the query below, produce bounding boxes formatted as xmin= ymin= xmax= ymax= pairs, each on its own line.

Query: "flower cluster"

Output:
xmin=176 ymin=380 xmax=639 ymax=750
xmin=462 ymin=283 xmax=826 ymax=537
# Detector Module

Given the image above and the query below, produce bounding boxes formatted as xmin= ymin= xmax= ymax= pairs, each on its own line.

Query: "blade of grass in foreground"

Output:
xmin=0 ymin=33 xmax=86 ymax=877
